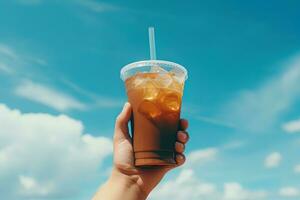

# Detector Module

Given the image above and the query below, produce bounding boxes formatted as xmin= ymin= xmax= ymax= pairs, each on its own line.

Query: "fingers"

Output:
xmin=175 ymin=128 xmax=189 ymax=166
xmin=180 ymin=119 xmax=189 ymax=131
xmin=114 ymin=102 xmax=132 ymax=143
xmin=175 ymin=142 xmax=185 ymax=153
xmin=175 ymin=154 xmax=186 ymax=166
xmin=177 ymin=131 xmax=189 ymax=144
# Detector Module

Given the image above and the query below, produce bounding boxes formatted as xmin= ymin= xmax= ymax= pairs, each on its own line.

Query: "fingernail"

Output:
xmin=123 ymin=102 xmax=128 ymax=109
xmin=180 ymin=132 xmax=187 ymax=139
xmin=177 ymin=154 xmax=184 ymax=160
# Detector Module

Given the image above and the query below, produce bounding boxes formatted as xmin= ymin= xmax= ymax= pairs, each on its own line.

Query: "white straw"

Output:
xmin=148 ymin=27 xmax=157 ymax=60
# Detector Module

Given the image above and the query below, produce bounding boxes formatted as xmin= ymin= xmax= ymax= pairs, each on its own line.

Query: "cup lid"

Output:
xmin=120 ymin=60 xmax=188 ymax=81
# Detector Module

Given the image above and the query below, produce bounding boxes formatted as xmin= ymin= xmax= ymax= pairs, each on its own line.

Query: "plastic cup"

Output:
xmin=120 ymin=60 xmax=188 ymax=166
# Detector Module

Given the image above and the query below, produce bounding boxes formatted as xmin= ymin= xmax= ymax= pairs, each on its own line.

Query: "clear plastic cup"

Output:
xmin=121 ymin=60 xmax=188 ymax=166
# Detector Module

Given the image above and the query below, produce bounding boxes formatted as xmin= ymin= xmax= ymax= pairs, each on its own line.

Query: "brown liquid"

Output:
xmin=125 ymin=72 xmax=184 ymax=166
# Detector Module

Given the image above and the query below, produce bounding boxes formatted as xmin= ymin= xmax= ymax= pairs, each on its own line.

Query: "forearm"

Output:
xmin=93 ymin=169 xmax=148 ymax=200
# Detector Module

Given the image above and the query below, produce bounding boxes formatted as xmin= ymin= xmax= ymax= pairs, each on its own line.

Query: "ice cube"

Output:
xmin=161 ymin=92 xmax=181 ymax=112
xmin=143 ymin=81 xmax=159 ymax=100
xmin=170 ymin=76 xmax=184 ymax=93
xmin=132 ymin=75 xmax=145 ymax=88
xmin=138 ymin=100 xmax=162 ymax=120
xmin=150 ymin=65 xmax=168 ymax=74
xmin=170 ymin=68 xmax=185 ymax=84
xmin=154 ymin=73 xmax=173 ymax=88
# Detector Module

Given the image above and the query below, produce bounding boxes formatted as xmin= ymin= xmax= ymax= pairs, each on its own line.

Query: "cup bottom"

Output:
xmin=135 ymin=158 xmax=176 ymax=166
xmin=134 ymin=151 xmax=176 ymax=166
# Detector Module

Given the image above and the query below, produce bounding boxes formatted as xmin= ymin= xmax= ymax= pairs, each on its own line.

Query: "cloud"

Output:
xmin=15 ymin=0 xmax=42 ymax=5
xmin=222 ymin=140 xmax=245 ymax=150
xmin=294 ymin=164 xmax=300 ymax=174
xmin=223 ymin=54 xmax=300 ymax=132
xmin=150 ymin=169 xmax=218 ymax=200
xmin=150 ymin=169 xmax=268 ymax=200
xmin=61 ymin=78 xmax=123 ymax=109
xmin=186 ymin=147 xmax=218 ymax=167
xmin=15 ymin=0 xmax=119 ymax=13
xmin=0 ymin=43 xmax=121 ymax=111
xmin=195 ymin=115 xmax=236 ymax=128
xmin=279 ymin=187 xmax=300 ymax=197
xmin=14 ymin=80 xmax=87 ymax=111
xmin=19 ymin=175 xmax=55 ymax=197
xmin=0 ymin=43 xmax=46 ymax=77
xmin=151 ymin=145 xmax=271 ymax=200
xmin=0 ymin=103 xmax=112 ymax=199
xmin=76 ymin=0 xmax=119 ymax=13
xmin=183 ymin=104 xmax=235 ymax=128
xmin=0 ymin=44 xmax=18 ymax=59
xmin=150 ymin=147 xmax=220 ymax=199
xmin=282 ymin=119 xmax=300 ymax=133
xmin=0 ymin=42 xmax=121 ymax=112
xmin=0 ymin=62 xmax=14 ymax=74
xmin=264 ymin=152 xmax=282 ymax=168
xmin=223 ymin=182 xmax=268 ymax=200
xmin=26 ymin=56 xmax=48 ymax=66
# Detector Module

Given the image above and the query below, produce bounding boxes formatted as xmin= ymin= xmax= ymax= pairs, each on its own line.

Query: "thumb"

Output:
xmin=114 ymin=102 xmax=132 ymax=143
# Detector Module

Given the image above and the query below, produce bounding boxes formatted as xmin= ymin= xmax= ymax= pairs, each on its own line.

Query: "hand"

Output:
xmin=113 ymin=102 xmax=189 ymax=197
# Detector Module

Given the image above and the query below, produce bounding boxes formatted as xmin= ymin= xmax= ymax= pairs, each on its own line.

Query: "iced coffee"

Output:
xmin=121 ymin=61 xmax=187 ymax=166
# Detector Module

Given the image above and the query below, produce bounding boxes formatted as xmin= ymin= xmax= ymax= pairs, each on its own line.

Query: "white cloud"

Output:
xmin=222 ymin=140 xmax=245 ymax=150
xmin=15 ymin=0 xmax=42 ymax=5
xmin=150 ymin=148 xmax=220 ymax=200
xmin=0 ymin=43 xmax=46 ymax=77
xmin=223 ymin=182 xmax=268 ymax=200
xmin=294 ymin=164 xmax=300 ymax=174
xmin=0 ymin=44 xmax=18 ymax=59
xmin=0 ymin=103 xmax=112 ymax=199
xmin=76 ymin=0 xmax=119 ymax=13
xmin=186 ymin=148 xmax=218 ymax=167
xmin=61 ymin=78 xmax=123 ymax=108
xmin=0 ymin=43 xmax=120 ymax=111
xmin=223 ymin=54 xmax=300 ymax=132
xmin=15 ymin=80 xmax=87 ymax=111
xmin=150 ymin=143 xmax=272 ymax=200
xmin=26 ymin=56 xmax=48 ymax=66
xmin=150 ymin=169 xmax=218 ymax=200
xmin=279 ymin=187 xmax=300 ymax=197
xmin=150 ymin=169 xmax=269 ymax=200
xmin=15 ymin=0 xmax=119 ymax=12
xmin=0 ymin=62 xmax=14 ymax=74
xmin=195 ymin=115 xmax=236 ymax=128
xmin=264 ymin=152 xmax=282 ymax=168
xmin=19 ymin=175 xmax=55 ymax=197
xmin=282 ymin=119 xmax=300 ymax=133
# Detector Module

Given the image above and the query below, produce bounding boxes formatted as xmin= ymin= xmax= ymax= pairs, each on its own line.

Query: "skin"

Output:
xmin=93 ymin=102 xmax=189 ymax=200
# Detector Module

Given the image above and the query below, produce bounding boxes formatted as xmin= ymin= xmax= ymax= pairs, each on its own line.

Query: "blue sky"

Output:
xmin=0 ymin=0 xmax=300 ymax=199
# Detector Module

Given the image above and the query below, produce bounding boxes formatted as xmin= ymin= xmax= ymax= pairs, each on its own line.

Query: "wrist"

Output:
xmin=109 ymin=167 xmax=148 ymax=200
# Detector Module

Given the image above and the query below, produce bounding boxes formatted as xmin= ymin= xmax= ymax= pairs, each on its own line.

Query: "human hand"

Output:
xmin=112 ymin=102 xmax=189 ymax=198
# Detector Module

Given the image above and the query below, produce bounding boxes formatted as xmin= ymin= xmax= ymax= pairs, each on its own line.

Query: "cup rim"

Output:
xmin=120 ymin=60 xmax=188 ymax=81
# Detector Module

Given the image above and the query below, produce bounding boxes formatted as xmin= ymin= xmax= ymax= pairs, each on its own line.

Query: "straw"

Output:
xmin=148 ymin=27 xmax=157 ymax=60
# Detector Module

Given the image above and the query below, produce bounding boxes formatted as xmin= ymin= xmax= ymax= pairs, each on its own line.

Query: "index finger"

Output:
xmin=179 ymin=119 xmax=188 ymax=131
